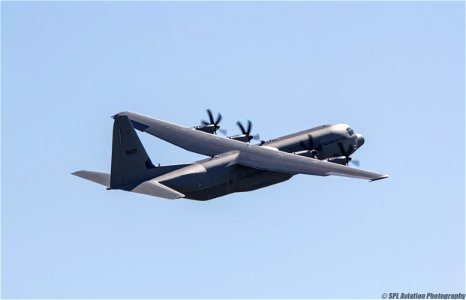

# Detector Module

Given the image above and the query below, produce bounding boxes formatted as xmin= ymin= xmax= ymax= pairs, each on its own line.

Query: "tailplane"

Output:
xmin=72 ymin=170 xmax=110 ymax=187
xmin=72 ymin=114 xmax=187 ymax=199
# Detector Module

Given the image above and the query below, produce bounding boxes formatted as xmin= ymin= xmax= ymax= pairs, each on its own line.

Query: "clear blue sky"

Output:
xmin=2 ymin=2 xmax=464 ymax=299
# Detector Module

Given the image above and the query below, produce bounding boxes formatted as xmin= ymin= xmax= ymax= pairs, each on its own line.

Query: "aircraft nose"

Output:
xmin=356 ymin=134 xmax=365 ymax=148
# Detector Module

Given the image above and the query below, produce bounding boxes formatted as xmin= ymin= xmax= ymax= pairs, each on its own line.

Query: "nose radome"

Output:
xmin=356 ymin=134 xmax=365 ymax=148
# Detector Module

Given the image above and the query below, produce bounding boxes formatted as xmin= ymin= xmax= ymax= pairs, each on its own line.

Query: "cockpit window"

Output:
xmin=346 ymin=127 xmax=354 ymax=136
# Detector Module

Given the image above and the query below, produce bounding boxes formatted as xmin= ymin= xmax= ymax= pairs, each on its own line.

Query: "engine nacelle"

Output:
xmin=228 ymin=134 xmax=250 ymax=143
xmin=293 ymin=150 xmax=318 ymax=158
xmin=326 ymin=156 xmax=349 ymax=165
xmin=194 ymin=124 xmax=216 ymax=134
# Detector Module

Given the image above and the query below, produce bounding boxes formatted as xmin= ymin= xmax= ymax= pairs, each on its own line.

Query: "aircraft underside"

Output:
xmin=160 ymin=164 xmax=293 ymax=200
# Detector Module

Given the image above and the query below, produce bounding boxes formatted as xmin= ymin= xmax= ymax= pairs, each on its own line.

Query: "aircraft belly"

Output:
xmin=231 ymin=168 xmax=293 ymax=192
xmin=160 ymin=163 xmax=292 ymax=201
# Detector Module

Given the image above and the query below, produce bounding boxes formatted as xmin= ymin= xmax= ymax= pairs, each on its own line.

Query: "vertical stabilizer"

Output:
xmin=110 ymin=115 xmax=156 ymax=188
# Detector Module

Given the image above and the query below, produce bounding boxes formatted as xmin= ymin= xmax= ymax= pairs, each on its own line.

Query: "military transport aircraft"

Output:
xmin=73 ymin=110 xmax=388 ymax=200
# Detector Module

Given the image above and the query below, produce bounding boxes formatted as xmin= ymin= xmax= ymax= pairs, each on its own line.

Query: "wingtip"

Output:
xmin=370 ymin=175 xmax=389 ymax=182
xmin=111 ymin=111 xmax=131 ymax=119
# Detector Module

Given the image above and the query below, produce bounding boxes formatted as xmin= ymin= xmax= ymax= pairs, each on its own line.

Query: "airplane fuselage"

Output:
xmin=146 ymin=124 xmax=363 ymax=200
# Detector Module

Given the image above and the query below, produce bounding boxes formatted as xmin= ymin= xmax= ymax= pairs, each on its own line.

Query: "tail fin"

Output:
xmin=110 ymin=115 xmax=157 ymax=189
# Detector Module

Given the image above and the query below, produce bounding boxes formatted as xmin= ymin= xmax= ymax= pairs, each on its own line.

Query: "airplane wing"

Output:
xmin=233 ymin=149 xmax=388 ymax=181
xmin=116 ymin=112 xmax=388 ymax=181
xmin=118 ymin=111 xmax=242 ymax=156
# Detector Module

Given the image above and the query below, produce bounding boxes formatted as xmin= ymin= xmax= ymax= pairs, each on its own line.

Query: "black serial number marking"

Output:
xmin=126 ymin=148 xmax=138 ymax=155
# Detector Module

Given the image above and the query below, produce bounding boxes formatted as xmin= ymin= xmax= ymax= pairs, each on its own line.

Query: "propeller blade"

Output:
xmin=337 ymin=141 xmax=346 ymax=157
xmin=206 ymin=109 xmax=215 ymax=124
xmin=247 ymin=120 xmax=252 ymax=135
xmin=337 ymin=141 xmax=360 ymax=166
xmin=218 ymin=129 xmax=228 ymax=135
xmin=201 ymin=120 xmax=210 ymax=125
xmin=215 ymin=113 xmax=222 ymax=125
xmin=337 ymin=142 xmax=350 ymax=165
xmin=300 ymin=135 xmax=315 ymax=151
xmin=300 ymin=141 xmax=308 ymax=150
xmin=308 ymin=134 xmax=315 ymax=150
xmin=237 ymin=121 xmax=247 ymax=135
xmin=208 ymin=109 xmax=215 ymax=124
xmin=350 ymin=159 xmax=360 ymax=167
xmin=252 ymin=134 xmax=260 ymax=141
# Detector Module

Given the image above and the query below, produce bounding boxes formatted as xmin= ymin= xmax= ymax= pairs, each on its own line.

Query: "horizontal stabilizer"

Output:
xmin=131 ymin=179 xmax=185 ymax=199
xmin=72 ymin=171 xmax=110 ymax=187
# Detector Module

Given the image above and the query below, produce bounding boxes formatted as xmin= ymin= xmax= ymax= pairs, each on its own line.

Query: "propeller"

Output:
xmin=199 ymin=109 xmax=224 ymax=134
xmin=337 ymin=141 xmax=359 ymax=166
xmin=299 ymin=134 xmax=319 ymax=158
xmin=218 ymin=128 xmax=228 ymax=135
xmin=231 ymin=120 xmax=260 ymax=143
xmin=351 ymin=159 xmax=360 ymax=167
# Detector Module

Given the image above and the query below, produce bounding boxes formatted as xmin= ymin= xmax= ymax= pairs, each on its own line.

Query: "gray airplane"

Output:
xmin=73 ymin=111 xmax=388 ymax=200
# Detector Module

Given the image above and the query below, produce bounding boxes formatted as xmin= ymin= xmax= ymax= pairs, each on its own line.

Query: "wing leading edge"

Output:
xmin=234 ymin=149 xmax=388 ymax=181
xmin=116 ymin=111 xmax=388 ymax=182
